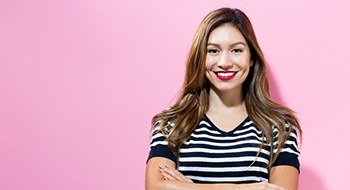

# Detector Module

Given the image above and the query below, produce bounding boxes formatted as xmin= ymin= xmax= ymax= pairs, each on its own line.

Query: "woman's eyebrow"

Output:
xmin=207 ymin=41 xmax=247 ymax=47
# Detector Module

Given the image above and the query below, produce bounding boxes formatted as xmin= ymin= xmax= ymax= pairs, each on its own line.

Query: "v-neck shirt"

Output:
xmin=148 ymin=115 xmax=300 ymax=184
xmin=204 ymin=114 xmax=250 ymax=135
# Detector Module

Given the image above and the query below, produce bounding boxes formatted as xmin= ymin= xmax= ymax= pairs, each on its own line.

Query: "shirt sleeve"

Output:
xmin=272 ymin=124 xmax=300 ymax=172
xmin=147 ymin=123 xmax=177 ymax=164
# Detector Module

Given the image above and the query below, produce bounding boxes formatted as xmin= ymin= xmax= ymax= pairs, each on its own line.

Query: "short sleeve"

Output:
xmin=147 ymin=123 xmax=177 ymax=164
xmin=272 ymin=125 xmax=300 ymax=172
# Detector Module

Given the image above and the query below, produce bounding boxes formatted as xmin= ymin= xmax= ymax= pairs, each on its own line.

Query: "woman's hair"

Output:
xmin=152 ymin=7 xmax=302 ymax=168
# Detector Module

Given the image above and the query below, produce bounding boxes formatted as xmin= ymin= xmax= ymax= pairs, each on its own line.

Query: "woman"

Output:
xmin=146 ymin=7 xmax=302 ymax=190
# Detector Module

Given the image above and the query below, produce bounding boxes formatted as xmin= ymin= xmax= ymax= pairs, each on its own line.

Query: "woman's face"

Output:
xmin=205 ymin=24 xmax=252 ymax=94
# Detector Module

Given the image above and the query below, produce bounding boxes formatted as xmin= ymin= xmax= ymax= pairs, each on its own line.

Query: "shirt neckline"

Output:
xmin=203 ymin=114 xmax=250 ymax=135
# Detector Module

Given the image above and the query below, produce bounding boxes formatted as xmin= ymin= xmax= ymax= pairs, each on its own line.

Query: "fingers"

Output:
xmin=159 ymin=164 xmax=176 ymax=181
xmin=159 ymin=164 xmax=181 ymax=181
xmin=159 ymin=164 xmax=193 ymax=183
xmin=167 ymin=165 xmax=192 ymax=182
xmin=159 ymin=166 xmax=176 ymax=181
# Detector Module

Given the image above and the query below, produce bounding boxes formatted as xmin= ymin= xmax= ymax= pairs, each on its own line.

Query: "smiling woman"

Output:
xmin=146 ymin=7 xmax=302 ymax=190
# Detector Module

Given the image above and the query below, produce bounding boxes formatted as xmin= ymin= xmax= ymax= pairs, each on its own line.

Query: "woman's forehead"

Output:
xmin=207 ymin=24 xmax=247 ymax=45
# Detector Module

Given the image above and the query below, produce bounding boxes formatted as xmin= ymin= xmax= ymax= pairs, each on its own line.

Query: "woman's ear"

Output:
xmin=250 ymin=60 xmax=254 ymax=67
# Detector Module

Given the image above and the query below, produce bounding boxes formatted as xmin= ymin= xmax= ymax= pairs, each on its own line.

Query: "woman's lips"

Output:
xmin=214 ymin=71 xmax=237 ymax=81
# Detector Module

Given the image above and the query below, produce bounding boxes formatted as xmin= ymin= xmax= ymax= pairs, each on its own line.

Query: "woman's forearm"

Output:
xmin=146 ymin=158 xmax=283 ymax=190
xmin=148 ymin=180 xmax=285 ymax=190
xmin=147 ymin=180 xmax=240 ymax=190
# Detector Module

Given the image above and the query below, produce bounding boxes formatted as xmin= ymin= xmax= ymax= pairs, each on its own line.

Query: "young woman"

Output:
xmin=146 ymin=7 xmax=302 ymax=190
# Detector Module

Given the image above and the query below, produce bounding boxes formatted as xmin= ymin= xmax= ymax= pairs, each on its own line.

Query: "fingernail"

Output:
xmin=159 ymin=164 xmax=164 ymax=168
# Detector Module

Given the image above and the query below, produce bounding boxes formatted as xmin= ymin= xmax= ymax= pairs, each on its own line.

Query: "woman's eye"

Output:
xmin=208 ymin=49 xmax=219 ymax=54
xmin=232 ymin=49 xmax=243 ymax=53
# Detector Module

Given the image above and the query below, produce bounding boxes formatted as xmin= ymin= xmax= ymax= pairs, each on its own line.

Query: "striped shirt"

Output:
xmin=148 ymin=115 xmax=300 ymax=184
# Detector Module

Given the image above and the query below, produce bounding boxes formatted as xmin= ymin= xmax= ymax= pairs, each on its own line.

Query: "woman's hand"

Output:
xmin=159 ymin=164 xmax=193 ymax=183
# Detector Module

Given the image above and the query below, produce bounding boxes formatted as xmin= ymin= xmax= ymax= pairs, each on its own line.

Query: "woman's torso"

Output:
xmin=177 ymin=115 xmax=271 ymax=184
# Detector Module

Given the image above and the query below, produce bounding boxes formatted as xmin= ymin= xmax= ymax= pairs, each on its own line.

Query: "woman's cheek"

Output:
xmin=232 ymin=56 xmax=241 ymax=63
xmin=205 ymin=57 xmax=216 ymax=70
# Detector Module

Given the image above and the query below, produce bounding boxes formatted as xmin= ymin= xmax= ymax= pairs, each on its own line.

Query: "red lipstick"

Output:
xmin=214 ymin=71 xmax=237 ymax=81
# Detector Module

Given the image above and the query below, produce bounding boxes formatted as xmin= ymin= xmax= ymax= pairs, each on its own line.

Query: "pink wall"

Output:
xmin=1 ymin=0 xmax=349 ymax=189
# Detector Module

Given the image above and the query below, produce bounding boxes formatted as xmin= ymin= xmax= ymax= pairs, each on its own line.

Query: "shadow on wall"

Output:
xmin=268 ymin=71 xmax=327 ymax=190
xmin=299 ymin=165 xmax=328 ymax=190
xmin=268 ymin=68 xmax=285 ymax=105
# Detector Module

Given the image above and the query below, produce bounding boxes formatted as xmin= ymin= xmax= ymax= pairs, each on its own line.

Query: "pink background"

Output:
xmin=1 ymin=0 xmax=349 ymax=189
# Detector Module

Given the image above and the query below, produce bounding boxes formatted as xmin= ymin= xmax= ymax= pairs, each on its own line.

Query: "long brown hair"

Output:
xmin=152 ymin=7 xmax=302 ymax=167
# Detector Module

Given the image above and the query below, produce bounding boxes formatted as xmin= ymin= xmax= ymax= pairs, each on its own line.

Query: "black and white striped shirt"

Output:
xmin=148 ymin=115 xmax=300 ymax=184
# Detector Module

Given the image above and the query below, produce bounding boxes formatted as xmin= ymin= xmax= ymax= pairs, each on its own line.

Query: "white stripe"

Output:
xmin=151 ymin=133 xmax=164 ymax=141
xmin=150 ymin=141 xmax=168 ymax=147
xmin=234 ymin=125 xmax=262 ymax=134
xmin=283 ymin=140 xmax=299 ymax=150
xmin=180 ymin=147 xmax=271 ymax=155
xmin=186 ymin=175 xmax=267 ymax=182
xmin=243 ymin=120 xmax=253 ymax=126
xmin=289 ymin=132 xmax=297 ymax=139
xmin=152 ymin=126 xmax=161 ymax=133
xmin=183 ymin=139 xmax=266 ymax=147
xmin=179 ymin=166 xmax=268 ymax=173
xmin=277 ymin=147 xmax=300 ymax=156
xmin=179 ymin=156 xmax=269 ymax=164
xmin=273 ymin=139 xmax=298 ymax=147
xmin=190 ymin=132 xmax=266 ymax=141
xmin=195 ymin=125 xmax=221 ymax=135
xmin=199 ymin=120 xmax=212 ymax=127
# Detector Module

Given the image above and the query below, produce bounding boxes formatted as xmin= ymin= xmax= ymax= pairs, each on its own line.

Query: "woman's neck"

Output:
xmin=208 ymin=87 xmax=246 ymax=115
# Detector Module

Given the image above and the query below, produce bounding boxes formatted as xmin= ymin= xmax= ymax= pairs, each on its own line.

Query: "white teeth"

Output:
xmin=217 ymin=72 xmax=234 ymax=77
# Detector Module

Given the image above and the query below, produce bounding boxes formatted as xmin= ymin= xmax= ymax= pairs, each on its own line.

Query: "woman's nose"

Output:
xmin=217 ymin=52 xmax=233 ymax=69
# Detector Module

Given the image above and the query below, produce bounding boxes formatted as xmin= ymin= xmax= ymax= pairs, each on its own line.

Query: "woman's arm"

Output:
xmin=270 ymin=166 xmax=299 ymax=190
xmin=146 ymin=157 xmax=233 ymax=190
xmin=146 ymin=157 xmax=285 ymax=190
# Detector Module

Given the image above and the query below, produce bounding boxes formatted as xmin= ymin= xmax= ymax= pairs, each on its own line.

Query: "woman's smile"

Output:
xmin=214 ymin=71 xmax=238 ymax=81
